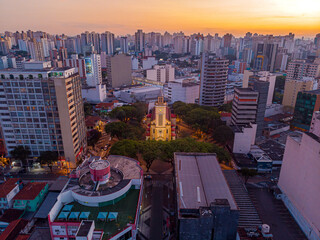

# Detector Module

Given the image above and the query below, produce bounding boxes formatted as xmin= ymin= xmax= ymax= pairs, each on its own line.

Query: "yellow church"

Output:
xmin=146 ymin=97 xmax=176 ymax=141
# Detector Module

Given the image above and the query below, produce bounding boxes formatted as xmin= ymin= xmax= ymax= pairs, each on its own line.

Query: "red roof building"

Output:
xmin=13 ymin=182 xmax=47 ymax=200
xmin=0 ymin=219 xmax=29 ymax=240
xmin=85 ymin=116 xmax=102 ymax=130
xmin=0 ymin=178 xmax=20 ymax=198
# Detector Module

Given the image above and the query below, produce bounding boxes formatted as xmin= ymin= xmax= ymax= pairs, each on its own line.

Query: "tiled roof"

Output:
xmin=13 ymin=182 xmax=47 ymax=200
xmin=85 ymin=116 xmax=101 ymax=127
xmin=15 ymin=234 xmax=30 ymax=240
xmin=0 ymin=178 xmax=20 ymax=198
xmin=0 ymin=219 xmax=28 ymax=240
xmin=0 ymin=209 xmax=24 ymax=223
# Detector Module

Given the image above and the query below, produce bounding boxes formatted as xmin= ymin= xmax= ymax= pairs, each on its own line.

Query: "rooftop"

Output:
xmin=0 ymin=209 xmax=24 ymax=223
xmin=63 ymin=155 xmax=141 ymax=197
xmin=174 ymin=153 xmax=237 ymax=212
xmin=0 ymin=219 xmax=28 ymax=240
xmin=34 ymin=192 xmax=59 ymax=219
xmin=13 ymin=182 xmax=47 ymax=200
xmin=76 ymin=220 xmax=94 ymax=237
xmin=0 ymin=67 xmax=73 ymax=73
xmin=0 ymin=178 xmax=20 ymax=198
xmin=54 ymin=189 xmax=140 ymax=239
xmin=90 ymin=160 xmax=110 ymax=170
xmin=258 ymin=140 xmax=285 ymax=161
xmin=85 ymin=116 xmax=102 ymax=127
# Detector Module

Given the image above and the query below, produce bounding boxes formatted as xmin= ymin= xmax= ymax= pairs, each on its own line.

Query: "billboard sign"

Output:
xmin=85 ymin=58 xmax=93 ymax=75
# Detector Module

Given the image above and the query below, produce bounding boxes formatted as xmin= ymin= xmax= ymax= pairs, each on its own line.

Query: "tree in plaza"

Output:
xmin=84 ymin=102 xmax=93 ymax=116
xmin=10 ymin=146 xmax=31 ymax=168
xmin=38 ymin=151 xmax=58 ymax=172
xmin=212 ymin=125 xmax=234 ymax=145
xmin=87 ymin=129 xmax=102 ymax=147
xmin=109 ymin=140 xmax=139 ymax=159
xmin=239 ymin=168 xmax=258 ymax=184
xmin=116 ymin=110 xmax=127 ymax=122
xmin=105 ymin=121 xmax=128 ymax=139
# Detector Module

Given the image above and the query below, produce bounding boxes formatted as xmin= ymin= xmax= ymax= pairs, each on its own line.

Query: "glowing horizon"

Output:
xmin=1 ymin=0 xmax=319 ymax=37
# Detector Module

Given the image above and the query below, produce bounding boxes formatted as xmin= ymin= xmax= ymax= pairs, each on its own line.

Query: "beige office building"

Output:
xmin=282 ymin=79 xmax=314 ymax=108
xmin=0 ymin=62 xmax=87 ymax=167
xmin=106 ymin=54 xmax=132 ymax=88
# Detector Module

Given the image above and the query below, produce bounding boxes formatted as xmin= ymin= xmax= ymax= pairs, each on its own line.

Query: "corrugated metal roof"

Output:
xmin=175 ymin=153 xmax=237 ymax=211
xmin=34 ymin=192 xmax=59 ymax=219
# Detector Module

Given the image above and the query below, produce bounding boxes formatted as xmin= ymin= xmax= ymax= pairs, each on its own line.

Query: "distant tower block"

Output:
xmin=89 ymin=160 xmax=111 ymax=184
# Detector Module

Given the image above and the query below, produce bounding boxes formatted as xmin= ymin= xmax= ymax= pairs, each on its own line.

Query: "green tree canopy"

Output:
xmin=105 ymin=122 xmax=128 ymax=139
xmin=109 ymin=138 xmax=231 ymax=171
xmin=87 ymin=129 xmax=102 ymax=147
xmin=39 ymin=151 xmax=58 ymax=172
xmin=212 ymin=125 xmax=234 ymax=145
xmin=10 ymin=146 xmax=31 ymax=166
xmin=239 ymin=168 xmax=258 ymax=184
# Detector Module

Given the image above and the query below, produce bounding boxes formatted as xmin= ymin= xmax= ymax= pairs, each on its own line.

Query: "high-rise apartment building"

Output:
xmin=0 ymin=62 xmax=87 ymax=167
xmin=199 ymin=53 xmax=228 ymax=107
xmin=120 ymin=36 xmax=128 ymax=54
xmin=106 ymin=54 xmax=132 ymax=88
xmin=100 ymin=31 xmax=114 ymax=55
xmin=249 ymin=79 xmax=269 ymax=137
xmin=292 ymin=89 xmax=320 ymax=131
xmin=248 ymin=71 xmax=276 ymax=106
xmin=85 ymin=54 xmax=102 ymax=87
xmin=286 ymin=59 xmax=320 ymax=81
xmin=135 ymin=30 xmax=145 ymax=52
xmin=231 ymin=88 xmax=259 ymax=125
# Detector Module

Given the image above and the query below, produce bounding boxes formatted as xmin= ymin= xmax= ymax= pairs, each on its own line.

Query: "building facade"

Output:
xmin=13 ymin=182 xmax=48 ymax=212
xmin=106 ymin=54 xmax=132 ymax=88
xmin=199 ymin=53 xmax=229 ymax=107
xmin=164 ymin=80 xmax=199 ymax=104
xmin=282 ymin=78 xmax=315 ymax=108
xmin=146 ymin=97 xmax=176 ymax=141
xmin=0 ymin=64 xmax=87 ymax=167
xmin=231 ymin=88 xmax=259 ymax=126
xmin=278 ymin=131 xmax=320 ymax=240
xmin=146 ymin=64 xmax=175 ymax=83
xmin=292 ymin=89 xmax=320 ymax=131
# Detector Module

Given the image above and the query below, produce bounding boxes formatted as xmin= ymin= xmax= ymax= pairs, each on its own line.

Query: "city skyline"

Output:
xmin=1 ymin=0 xmax=320 ymax=37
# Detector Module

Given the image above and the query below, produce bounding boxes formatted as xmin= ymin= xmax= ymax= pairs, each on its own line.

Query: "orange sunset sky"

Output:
xmin=1 ymin=0 xmax=319 ymax=37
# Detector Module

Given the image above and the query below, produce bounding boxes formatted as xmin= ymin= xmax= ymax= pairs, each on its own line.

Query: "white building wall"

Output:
xmin=232 ymin=124 xmax=257 ymax=154
xmin=278 ymin=133 xmax=320 ymax=240
xmin=82 ymin=85 xmax=107 ymax=103
xmin=142 ymin=57 xmax=158 ymax=70
xmin=310 ymin=111 xmax=320 ymax=137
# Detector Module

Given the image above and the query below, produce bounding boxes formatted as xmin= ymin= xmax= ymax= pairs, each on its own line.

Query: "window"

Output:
xmin=28 ymin=75 xmax=33 ymax=79
xmin=19 ymin=75 xmax=23 ymax=80
xmin=9 ymin=74 xmax=14 ymax=79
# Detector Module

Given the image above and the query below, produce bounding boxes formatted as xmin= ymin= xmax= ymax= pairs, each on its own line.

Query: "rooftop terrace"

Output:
xmin=54 ymin=189 xmax=140 ymax=239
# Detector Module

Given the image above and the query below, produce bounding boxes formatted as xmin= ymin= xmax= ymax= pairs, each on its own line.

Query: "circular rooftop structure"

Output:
xmin=65 ymin=156 xmax=143 ymax=207
xmin=89 ymin=160 xmax=111 ymax=184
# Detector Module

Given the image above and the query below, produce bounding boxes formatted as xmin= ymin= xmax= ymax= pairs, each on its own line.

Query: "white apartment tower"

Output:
xmin=199 ymin=53 xmax=229 ymax=106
